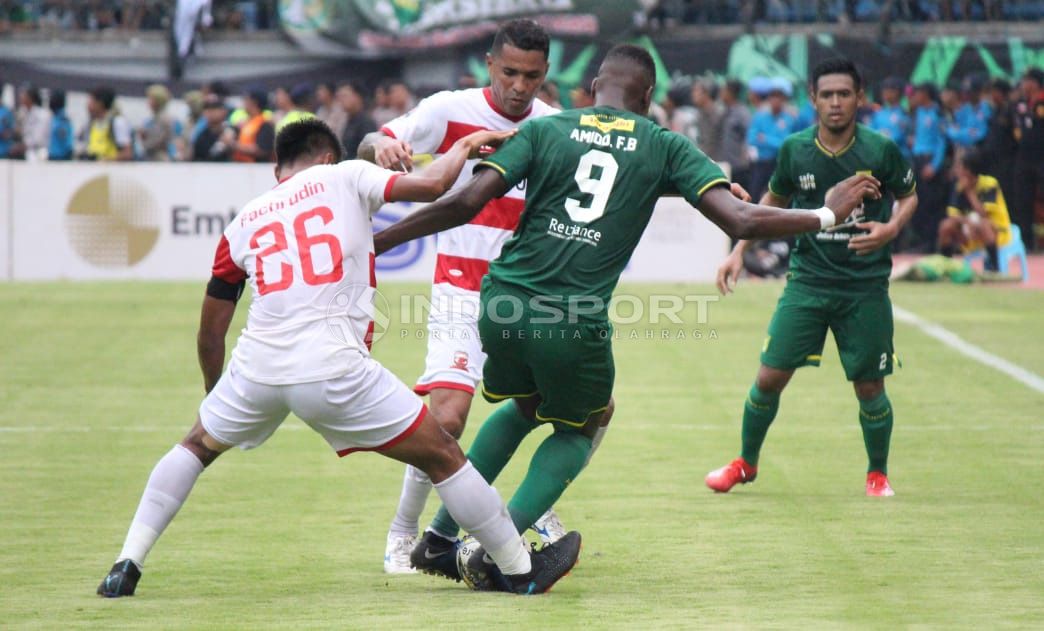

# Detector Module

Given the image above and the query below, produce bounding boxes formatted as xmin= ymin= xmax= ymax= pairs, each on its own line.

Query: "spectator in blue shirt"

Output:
xmin=946 ymin=74 xmax=992 ymax=149
xmin=746 ymin=80 xmax=797 ymax=200
xmin=48 ymin=89 xmax=74 ymax=160
xmin=909 ymin=83 xmax=949 ymax=251
xmin=869 ymin=77 xmax=912 ymax=159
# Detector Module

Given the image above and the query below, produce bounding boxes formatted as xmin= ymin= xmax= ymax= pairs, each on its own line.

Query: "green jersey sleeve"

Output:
xmin=767 ymin=138 xmax=795 ymax=198
xmin=881 ymin=139 xmax=916 ymax=198
xmin=664 ymin=132 xmax=730 ymax=207
xmin=477 ymin=121 xmax=536 ymax=188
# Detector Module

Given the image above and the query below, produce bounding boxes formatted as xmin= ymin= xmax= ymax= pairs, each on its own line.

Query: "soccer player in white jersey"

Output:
xmin=359 ymin=18 xmax=612 ymax=576
xmin=96 ymin=120 xmax=582 ymax=598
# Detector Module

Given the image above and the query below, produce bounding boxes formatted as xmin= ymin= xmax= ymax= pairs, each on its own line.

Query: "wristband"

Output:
xmin=811 ymin=207 xmax=835 ymax=230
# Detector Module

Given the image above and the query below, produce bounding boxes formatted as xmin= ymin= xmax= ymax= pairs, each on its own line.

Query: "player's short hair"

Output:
xmin=724 ymin=79 xmax=744 ymax=99
xmin=491 ymin=18 xmax=550 ymax=59
xmin=22 ymin=84 xmax=42 ymax=107
xmin=49 ymin=88 xmax=66 ymax=112
xmin=810 ymin=58 xmax=863 ymax=93
xmin=991 ymin=78 xmax=1012 ymax=95
xmin=276 ymin=119 xmax=344 ymax=168
xmin=602 ymin=44 xmax=656 ymax=90
xmin=89 ymin=86 xmax=116 ymax=110
xmin=914 ymin=82 xmax=938 ymax=102
xmin=958 ymin=147 xmax=985 ymax=175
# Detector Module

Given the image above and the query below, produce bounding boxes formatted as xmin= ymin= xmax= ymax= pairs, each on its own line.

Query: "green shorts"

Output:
xmin=478 ymin=278 xmax=614 ymax=429
xmin=760 ymin=280 xmax=895 ymax=382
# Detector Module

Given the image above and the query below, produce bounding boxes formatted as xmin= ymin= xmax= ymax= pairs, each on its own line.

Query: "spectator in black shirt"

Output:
xmin=192 ymin=94 xmax=231 ymax=162
xmin=336 ymin=81 xmax=376 ymax=160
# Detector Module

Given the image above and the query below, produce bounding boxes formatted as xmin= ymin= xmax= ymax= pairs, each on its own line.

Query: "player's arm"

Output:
xmin=716 ymin=190 xmax=791 ymax=294
xmin=198 ymin=294 xmax=237 ymax=393
xmin=697 ymin=174 xmax=881 ymax=241
xmin=849 ymin=144 xmax=919 ymax=256
xmin=375 ymin=168 xmax=510 ymax=255
xmin=384 ymin=129 xmax=514 ymax=203
xmin=358 ymin=92 xmax=450 ymax=171
xmin=199 ymin=238 xmax=246 ymax=393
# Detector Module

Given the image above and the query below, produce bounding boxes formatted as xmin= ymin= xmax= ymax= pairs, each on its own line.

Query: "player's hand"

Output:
xmin=824 ymin=174 xmax=881 ymax=225
xmin=729 ymin=182 xmax=752 ymax=202
xmin=848 ymin=221 xmax=898 ymax=255
xmin=373 ymin=136 xmax=414 ymax=172
xmin=716 ymin=250 xmax=744 ymax=295
xmin=458 ymin=129 xmax=517 ymax=159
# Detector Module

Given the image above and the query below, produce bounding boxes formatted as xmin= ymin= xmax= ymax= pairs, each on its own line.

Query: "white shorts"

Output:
xmin=414 ymin=285 xmax=485 ymax=396
xmin=200 ymin=357 xmax=426 ymax=457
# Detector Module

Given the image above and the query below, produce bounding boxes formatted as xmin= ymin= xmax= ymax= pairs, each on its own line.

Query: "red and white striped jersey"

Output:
xmin=382 ymin=87 xmax=558 ymax=297
xmin=210 ymin=161 xmax=400 ymax=385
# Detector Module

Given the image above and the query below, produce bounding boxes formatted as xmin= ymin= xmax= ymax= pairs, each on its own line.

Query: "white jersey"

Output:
xmin=382 ymin=87 xmax=558 ymax=298
xmin=211 ymin=161 xmax=400 ymax=385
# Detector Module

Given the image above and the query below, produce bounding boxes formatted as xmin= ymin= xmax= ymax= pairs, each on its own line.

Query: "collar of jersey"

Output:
xmin=813 ymin=128 xmax=857 ymax=158
xmin=483 ymin=87 xmax=531 ymax=122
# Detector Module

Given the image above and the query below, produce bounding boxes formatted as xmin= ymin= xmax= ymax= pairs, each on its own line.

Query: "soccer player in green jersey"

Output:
xmin=374 ymin=45 xmax=879 ymax=588
xmin=706 ymin=58 xmax=919 ymax=497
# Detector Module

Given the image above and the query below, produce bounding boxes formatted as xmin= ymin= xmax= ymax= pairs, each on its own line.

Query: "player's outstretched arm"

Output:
xmin=697 ymin=173 xmax=881 ymax=241
xmin=197 ymin=294 xmax=237 ymax=393
xmin=717 ymin=190 xmax=790 ymax=295
xmin=375 ymin=168 xmax=510 ymax=255
xmin=385 ymin=129 xmax=515 ymax=204
xmin=358 ymin=131 xmax=414 ymax=171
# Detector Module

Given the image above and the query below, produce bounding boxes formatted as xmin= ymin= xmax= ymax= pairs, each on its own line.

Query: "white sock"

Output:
xmin=116 ymin=444 xmax=204 ymax=568
xmin=584 ymin=425 xmax=608 ymax=468
xmin=388 ymin=465 xmax=432 ymax=537
xmin=432 ymin=461 xmax=531 ymax=576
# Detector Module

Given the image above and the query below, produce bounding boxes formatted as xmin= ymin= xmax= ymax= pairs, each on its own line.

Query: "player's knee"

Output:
xmin=853 ymin=380 xmax=884 ymax=401
xmin=435 ymin=412 xmax=467 ymax=440
xmin=598 ymin=397 xmax=615 ymax=428
xmin=755 ymin=366 xmax=791 ymax=393
xmin=418 ymin=429 xmax=467 ymax=483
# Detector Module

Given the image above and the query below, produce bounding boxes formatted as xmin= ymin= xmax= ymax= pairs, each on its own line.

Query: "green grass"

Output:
xmin=1 ymin=281 xmax=1042 ymax=629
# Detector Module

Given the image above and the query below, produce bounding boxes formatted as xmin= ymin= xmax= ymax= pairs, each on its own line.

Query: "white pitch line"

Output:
xmin=893 ymin=305 xmax=1044 ymax=394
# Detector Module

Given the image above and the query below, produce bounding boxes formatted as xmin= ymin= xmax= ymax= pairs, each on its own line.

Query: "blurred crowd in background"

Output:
xmin=642 ymin=0 xmax=1044 ymax=26
xmin=0 ymin=0 xmax=276 ymax=32
xmin=1 ymin=59 xmax=1042 ymax=259
xmin=2 ymin=0 xmax=1041 ymax=33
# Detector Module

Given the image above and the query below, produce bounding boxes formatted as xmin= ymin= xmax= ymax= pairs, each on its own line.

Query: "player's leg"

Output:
xmin=99 ymin=366 xmax=288 ymax=597
xmin=385 ymin=301 xmax=483 ymax=572
xmin=383 ymin=411 xmax=582 ymax=594
xmin=707 ymin=282 xmax=828 ymax=492
xmin=385 ymin=387 xmax=474 ymax=572
xmin=831 ymin=288 xmax=896 ymax=496
xmin=938 ymin=216 xmax=965 ymax=256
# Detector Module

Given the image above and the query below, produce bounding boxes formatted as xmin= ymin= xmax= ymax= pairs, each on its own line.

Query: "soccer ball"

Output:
xmin=456 ymin=536 xmax=500 ymax=591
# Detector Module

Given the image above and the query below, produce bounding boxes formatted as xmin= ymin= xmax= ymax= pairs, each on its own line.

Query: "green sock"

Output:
xmin=859 ymin=392 xmax=893 ymax=474
xmin=507 ymin=430 xmax=592 ymax=533
xmin=429 ymin=403 xmax=538 ymax=539
xmin=740 ymin=384 xmax=780 ymax=467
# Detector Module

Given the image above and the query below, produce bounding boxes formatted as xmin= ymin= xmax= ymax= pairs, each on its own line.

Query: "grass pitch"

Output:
xmin=1 ymin=281 xmax=1042 ymax=629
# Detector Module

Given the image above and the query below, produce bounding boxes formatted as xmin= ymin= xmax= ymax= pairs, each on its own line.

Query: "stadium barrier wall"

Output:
xmin=1 ymin=161 xmax=10 ymax=281
xmin=1 ymin=161 xmax=728 ymax=282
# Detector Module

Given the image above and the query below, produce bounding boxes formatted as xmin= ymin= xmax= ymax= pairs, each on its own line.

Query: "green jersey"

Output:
xmin=479 ymin=106 xmax=728 ymax=319
xmin=768 ymin=124 xmax=916 ymax=286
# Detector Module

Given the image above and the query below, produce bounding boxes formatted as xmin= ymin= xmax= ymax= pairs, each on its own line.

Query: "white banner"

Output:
xmin=0 ymin=161 xmax=10 ymax=281
xmin=3 ymin=161 xmax=728 ymax=282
